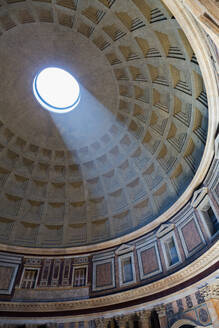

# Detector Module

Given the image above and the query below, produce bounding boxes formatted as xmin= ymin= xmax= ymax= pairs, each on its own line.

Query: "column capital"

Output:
xmin=155 ymin=304 xmax=166 ymax=317
xmin=136 ymin=309 xmax=150 ymax=320
xmin=95 ymin=317 xmax=109 ymax=328
xmin=200 ymin=283 xmax=219 ymax=301
xmin=114 ymin=315 xmax=128 ymax=328
xmin=136 ymin=310 xmax=151 ymax=328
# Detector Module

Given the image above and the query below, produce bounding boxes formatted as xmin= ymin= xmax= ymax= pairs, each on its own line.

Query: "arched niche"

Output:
xmin=171 ymin=319 xmax=205 ymax=328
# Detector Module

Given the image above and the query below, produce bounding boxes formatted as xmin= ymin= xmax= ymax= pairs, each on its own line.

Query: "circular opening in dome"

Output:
xmin=33 ymin=67 xmax=80 ymax=113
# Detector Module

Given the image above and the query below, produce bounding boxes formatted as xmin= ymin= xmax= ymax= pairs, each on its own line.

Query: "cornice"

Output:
xmin=0 ymin=241 xmax=218 ymax=314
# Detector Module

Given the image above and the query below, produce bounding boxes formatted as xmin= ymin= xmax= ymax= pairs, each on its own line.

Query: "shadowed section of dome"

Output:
xmin=0 ymin=0 xmax=208 ymax=248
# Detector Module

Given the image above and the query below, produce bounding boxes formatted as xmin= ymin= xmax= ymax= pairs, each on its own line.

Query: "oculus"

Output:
xmin=33 ymin=67 xmax=80 ymax=113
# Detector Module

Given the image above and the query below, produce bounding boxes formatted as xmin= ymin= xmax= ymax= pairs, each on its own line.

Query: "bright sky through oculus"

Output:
xmin=33 ymin=67 xmax=80 ymax=113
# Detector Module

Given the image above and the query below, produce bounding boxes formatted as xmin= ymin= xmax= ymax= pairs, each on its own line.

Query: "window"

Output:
xmin=205 ymin=206 xmax=219 ymax=236
xmin=21 ymin=268 xmax=39 ymax=289
xmin=165 ymin=237 xmax=179 ymax=266
xmin=122 ymin=257 xmax=133 ymax=283
xmin=164 ymin=236 xmax=179 ymax=267
xmin=118 ymin=252 xmax=136 ymax=286
xmin=73 ymin=267 xmax=87 ymax=287
xmin=197 ymin=196 xmax=219 ymax=238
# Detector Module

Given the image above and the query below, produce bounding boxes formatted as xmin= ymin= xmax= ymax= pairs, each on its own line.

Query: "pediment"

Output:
xmin=191 ymin=187 xmax=208 ymax=208
xmin=156 ymin=223 xmax=175 ymax=238
xmin=115 ymin=244 xmax=134 ymax=255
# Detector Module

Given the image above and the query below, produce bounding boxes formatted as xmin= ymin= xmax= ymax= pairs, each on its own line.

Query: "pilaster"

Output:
xmin=136 ymin=310 xmax=151 ymax=328
xmin=155 ymin=305 xmax=167 ymax=328
xmin=200 ymin=283 xmax=219 ymax=328
xmin=115 ymin=315 xmax=129 ymax=328
xmin=95 ymin=318 xmax=109 ymax=328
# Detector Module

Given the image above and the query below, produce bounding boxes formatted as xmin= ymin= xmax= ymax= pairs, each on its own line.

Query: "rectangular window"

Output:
xmin=73 ymin=267 xmax=87 ymax=287
xmin=21 ymin=268 xmax=38 ymax=289
xmin=205 ymin=206 xmax=219 ymax=236
xmin=165 ymin=237 xmax=179 ymax=266
xmin=122 ymin=257 xmax=133 ymax=283
xmin=196 ymin=195 xmax=219 ymax=238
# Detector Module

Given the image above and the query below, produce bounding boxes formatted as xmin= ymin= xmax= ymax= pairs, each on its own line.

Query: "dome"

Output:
xmin=0 ymin=0 xmax=209 ymax=249
xmin=0 ymin=0 xmax=218 ymax=326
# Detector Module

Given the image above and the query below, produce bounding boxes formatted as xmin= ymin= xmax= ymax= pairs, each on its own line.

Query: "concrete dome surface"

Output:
xmin=0 ymin=0 xmax=209 ymax=248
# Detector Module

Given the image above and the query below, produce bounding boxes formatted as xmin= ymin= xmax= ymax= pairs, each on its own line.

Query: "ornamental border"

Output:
xmin=0 ymin=241 xmax=218 ymax=314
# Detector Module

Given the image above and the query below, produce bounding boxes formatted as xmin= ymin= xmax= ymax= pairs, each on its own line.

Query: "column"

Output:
xmin=109 ymin=318 xmax=115 ymax=328
xmin=127 ymin=314 xmax=135 ymax=328
xmin=200 ymin=283 xmax=219 ymax=328
xmin=155 ymin=305 xmax=167 ymax=328
xmin=115 ymin=315 xmax=128 ymax=328
xmin=136 ymin=310 xmax=150 ymax=328
xmin=95 ymin=318 xmax=109 ymax=328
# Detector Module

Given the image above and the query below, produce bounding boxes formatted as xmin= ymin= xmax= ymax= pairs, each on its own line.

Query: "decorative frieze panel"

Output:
xmin=51 ymin=259 xmax=62 ymax=287
xmin=20 ymin=268 xmax=40 ymax=289
xmin=73 ymin=266 xmax=88 ymax=287
xmin=39 ymin=259 xmax=52 ymax=287
xmin=137 ymin=242 xmax=162 ymax=280
xmin=92 ymin=252 xmax=115 ymax=291
xmin=62 ymin=258 xmax=72 ymax=286
xmin=178 ymin=214 xmax=206 ymax=257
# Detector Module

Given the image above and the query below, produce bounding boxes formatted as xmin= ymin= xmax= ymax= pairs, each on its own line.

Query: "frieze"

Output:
xmin=73 ymin=257 xmax=89 ymax=265
xmin=0 ymin=241 xmax=217 ymax=313
xmin=24 ymin=258 xmax=42 ymax=267
xmin=200 ymin=283 xmax=219 ymax=301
